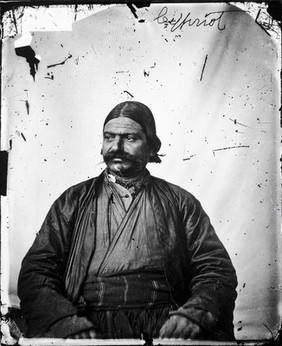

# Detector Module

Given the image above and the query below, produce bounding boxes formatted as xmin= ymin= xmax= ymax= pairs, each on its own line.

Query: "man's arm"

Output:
xmin=160 ymin=194 xmax=238 ymax=340
xmin=17 ymin=188 xmax=95 ymax=338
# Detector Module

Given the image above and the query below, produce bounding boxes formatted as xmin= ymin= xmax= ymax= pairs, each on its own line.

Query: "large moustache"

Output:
xmin=103 ymin=151 xmax=139 ymax=163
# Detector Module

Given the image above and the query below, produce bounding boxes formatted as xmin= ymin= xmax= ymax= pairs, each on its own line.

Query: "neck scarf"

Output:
xmin=106 ymin=169 xmax=149 ymax=198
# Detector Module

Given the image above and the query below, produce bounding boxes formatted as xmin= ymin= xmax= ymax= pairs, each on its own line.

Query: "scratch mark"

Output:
xmin=21 ymin=133 xmax=26 ymax=141
xmin=150 ymin=62 xmax=156 ymax=68
xmin=91 ymin=45 xmax=97 ymax=56
xmin=183 ymin=154 xmax=197 ymax=161
xmin=263 ymin=323 xmax=274 ymax=337
xmin=12 ymin=9 xmax=18 ymax=35
xmin=255 ymin=9 xmax=271 ymax=36
xmin=127 ymin=4 xmax=138 ymax=19
xmin=17 ymin=7 xmax=25 ymax=20
xmin=74 ymin=4 xmax=78 ymax=22
xmin=259 ymin=25 xmax=271 ymax=36
xmin=25 ymin=100 xmax=30 ymax=114
xmin=50 ymin=20 xmax=58 ymax=27
xmin=200 ymin=54 xmax=208 ymax=81
xmin=212 ymin=145 xmax=250 ymax=156
xmin=116 ymin=70 xmax=130 ymax=74
xmin=255 ymin=8 xmax=261 ymax=22
xmin=229 ymin=118 xmax=248 ymax=127
xmin=123 ymin=90 xmax=134 ymax=98
xmin=47 ymin=54 xmax=72 ymax=68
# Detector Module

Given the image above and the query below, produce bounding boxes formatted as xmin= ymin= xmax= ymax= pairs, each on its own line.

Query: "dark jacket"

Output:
xmin=18 ymin=172 xmax=237 ymax=339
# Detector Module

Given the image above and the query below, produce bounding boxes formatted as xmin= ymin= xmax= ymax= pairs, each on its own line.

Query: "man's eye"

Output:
xmin=125 ymin=135 xmax=137 ymax=142
xmin=104 ymin=134 xmax=115 ymax=141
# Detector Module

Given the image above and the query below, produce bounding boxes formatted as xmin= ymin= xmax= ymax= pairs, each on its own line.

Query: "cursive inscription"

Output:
xmin=154 ymin=6 xmax=234 ymax=32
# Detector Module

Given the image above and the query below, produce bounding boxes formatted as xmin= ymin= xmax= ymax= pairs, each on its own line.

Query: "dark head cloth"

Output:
xmin=104 ymin=101 xmax=162 ymax=163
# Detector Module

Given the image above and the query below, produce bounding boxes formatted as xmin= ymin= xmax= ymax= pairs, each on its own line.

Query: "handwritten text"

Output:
xmin=154 ymin=6 xmax=233 ymax=32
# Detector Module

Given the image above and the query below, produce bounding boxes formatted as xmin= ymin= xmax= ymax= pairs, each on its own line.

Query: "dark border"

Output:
xmin=0 ymin=1 xmax=281 ymax=345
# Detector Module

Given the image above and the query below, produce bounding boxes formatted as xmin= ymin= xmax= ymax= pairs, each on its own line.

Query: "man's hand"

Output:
xmin=159 ymin=315 xmax=203 ymax=339
xmin=70 ymin=329 xmax=98 ymax=339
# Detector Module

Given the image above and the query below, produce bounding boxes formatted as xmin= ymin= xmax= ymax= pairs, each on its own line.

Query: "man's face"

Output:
xmin=102 ymin=117 xmax=151 ymax=177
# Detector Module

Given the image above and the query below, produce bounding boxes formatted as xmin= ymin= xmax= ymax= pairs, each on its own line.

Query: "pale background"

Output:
xmin=1 ymin=2 xmax=281 ymax=340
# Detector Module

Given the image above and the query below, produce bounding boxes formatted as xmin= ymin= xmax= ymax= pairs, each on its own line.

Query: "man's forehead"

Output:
xmin=103 ymin=117 xmax=144 ymax=133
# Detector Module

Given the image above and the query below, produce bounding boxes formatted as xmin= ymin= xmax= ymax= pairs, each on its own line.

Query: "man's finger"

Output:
xmin=169 ymin=317 xmax=193 ymax=339
xmin=159 ymin=317 xmax=178 ymax=338
xmin=88 ymin=330 xmax=97 ymax=338
xmin=71 ymin=329 xmax=97 ymax=339
xmin=159 ymin=316 xmax=204 ymax=339
xmin=187 ymin=323 xmax=202 ymax=339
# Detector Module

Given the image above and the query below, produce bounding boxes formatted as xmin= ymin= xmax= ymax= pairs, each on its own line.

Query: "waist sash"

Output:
xmin=83 ymin=272 xmax=172 ymax=310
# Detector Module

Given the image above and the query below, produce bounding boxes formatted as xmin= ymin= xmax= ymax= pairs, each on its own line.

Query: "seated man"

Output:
xmin=18 ymin=101 xmax=237 ymax=340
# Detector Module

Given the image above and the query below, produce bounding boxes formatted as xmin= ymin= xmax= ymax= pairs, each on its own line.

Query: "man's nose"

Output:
xmin=111 ymin=136 xmax=123 ymax=151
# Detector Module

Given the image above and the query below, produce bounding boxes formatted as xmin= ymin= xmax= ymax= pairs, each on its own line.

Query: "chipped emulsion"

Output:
xmin=12 ymin=31 xmax=41 ymax=80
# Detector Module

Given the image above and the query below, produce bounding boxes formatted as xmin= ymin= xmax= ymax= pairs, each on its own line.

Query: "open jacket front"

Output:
xmin=18 ymin=171 xmax=237 ymax=339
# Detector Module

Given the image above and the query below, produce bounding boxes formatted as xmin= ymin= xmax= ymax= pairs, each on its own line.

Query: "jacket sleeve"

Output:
xmin=170 ymin=193 xmax=238 ymax=340
xmin=17 ymin=186 xmax=95 ymax=338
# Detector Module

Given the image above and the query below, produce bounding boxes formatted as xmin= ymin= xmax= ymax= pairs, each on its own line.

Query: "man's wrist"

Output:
xmin=43 ymin=315 xmax=95 ymax=338
xmin=169 ymin=306 xmax=217 ymax=336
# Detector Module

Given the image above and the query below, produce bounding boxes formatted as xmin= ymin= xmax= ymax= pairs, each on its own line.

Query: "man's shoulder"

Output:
xmin=149 ymin=175 xmax=204 ymax=215
xmin=150 ymin=175 xmax=196 ymax=201
xmin=58 ymin=174 xmax=103 ymax=202
xmin=67 ymin=176 xmax=99 ymax=191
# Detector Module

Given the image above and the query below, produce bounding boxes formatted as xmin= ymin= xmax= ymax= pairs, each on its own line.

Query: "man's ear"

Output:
xmin=149 ymin=149 xmax=156 ymax=159
xmin=148 ymin=148 xmax=162 ymax=163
